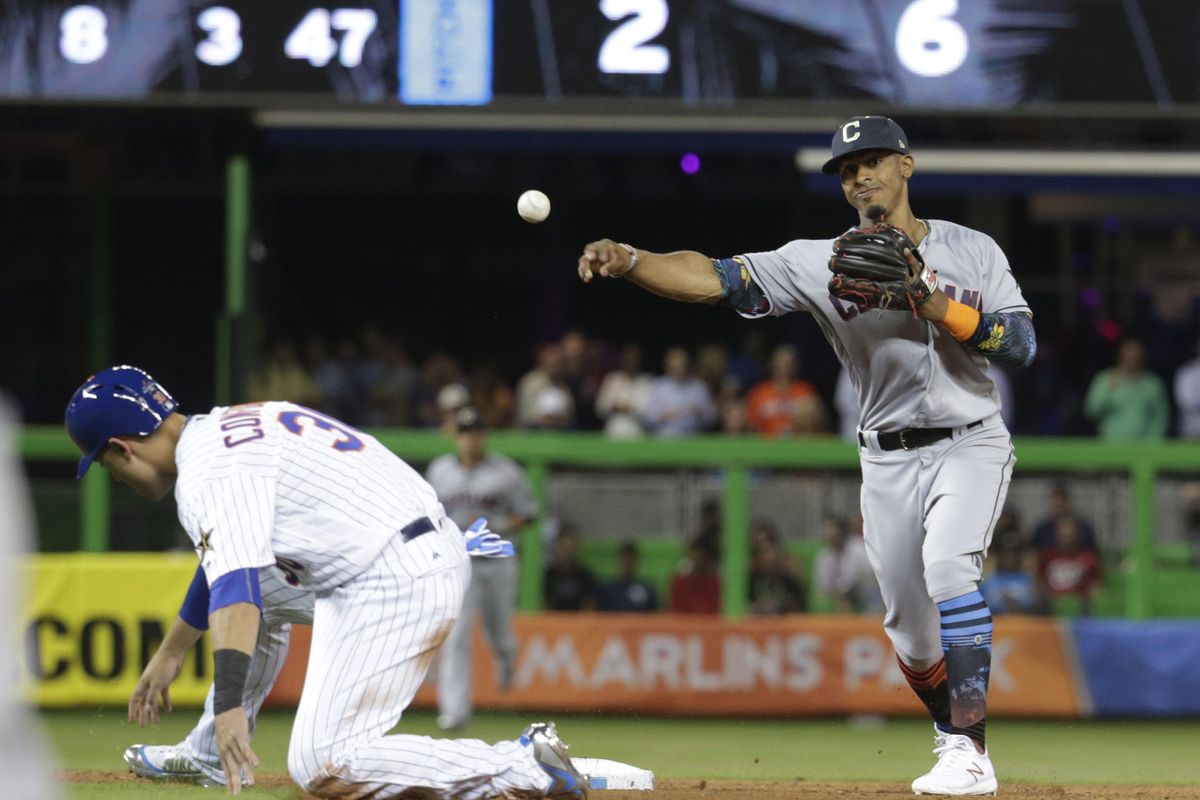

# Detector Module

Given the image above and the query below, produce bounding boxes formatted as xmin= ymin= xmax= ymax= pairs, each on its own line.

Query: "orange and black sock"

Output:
xmin=899 ymin=657 xmax=951 ymax=731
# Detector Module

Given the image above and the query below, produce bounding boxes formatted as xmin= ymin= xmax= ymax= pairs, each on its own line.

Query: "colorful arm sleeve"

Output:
xmin=966 ymin=311 xmax=1037 ymax=368
xmin=712 ymin=257 xmax=770 ymax=316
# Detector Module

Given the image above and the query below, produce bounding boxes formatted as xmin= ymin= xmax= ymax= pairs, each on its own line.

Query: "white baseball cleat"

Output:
xmin=911 ymin=730 xmax=998 ymax=796
xmin=123 ymin=743 xmax=204 ymax=783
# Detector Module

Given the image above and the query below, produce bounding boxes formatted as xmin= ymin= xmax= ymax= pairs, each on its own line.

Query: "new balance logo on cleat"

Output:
xmin=911 ymin=730 xmax=998 ymax=796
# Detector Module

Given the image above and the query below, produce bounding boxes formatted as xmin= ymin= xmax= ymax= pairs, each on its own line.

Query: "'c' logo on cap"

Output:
xmin=841 ymin=121 xmax=861 ymax=144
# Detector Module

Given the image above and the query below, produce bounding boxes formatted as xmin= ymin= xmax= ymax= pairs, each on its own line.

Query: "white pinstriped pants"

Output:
xmin=183 ymin=566 xmax=315 ymax=786
xmin=287 ymin=522 xmax=550 ymax=799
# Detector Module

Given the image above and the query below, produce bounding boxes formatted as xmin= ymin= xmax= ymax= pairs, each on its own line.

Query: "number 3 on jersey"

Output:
xmin=277 ymin=408 xmax=365 ymax=452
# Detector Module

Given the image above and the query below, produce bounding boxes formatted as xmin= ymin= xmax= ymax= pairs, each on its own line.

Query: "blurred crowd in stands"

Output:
xmin=246 ymin=325 xmax=1200 ymax=442
xmin=230 ymin=326 xmax=1200 ymax=620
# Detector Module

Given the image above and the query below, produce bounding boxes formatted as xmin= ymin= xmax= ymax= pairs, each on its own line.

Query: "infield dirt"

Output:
xmin=63 ymin=773 xmax=1200 ymax=799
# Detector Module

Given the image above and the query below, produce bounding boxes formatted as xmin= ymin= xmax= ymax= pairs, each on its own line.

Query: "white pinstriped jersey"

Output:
xmin=174 ymin=402 xmax=443 ymax=592
xmin=738 ymin=219 xmax=1030 ymax=431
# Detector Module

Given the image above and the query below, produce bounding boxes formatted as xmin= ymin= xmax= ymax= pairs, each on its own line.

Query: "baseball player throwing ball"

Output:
xmin=65 ymin=366 xmax=587 ymax=799
xmin=577 ymin=116 xmax=1036 ymax=796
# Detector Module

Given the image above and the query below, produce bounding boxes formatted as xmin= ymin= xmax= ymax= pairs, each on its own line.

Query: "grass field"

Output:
xmin=43 ymin=708 xmax=1200 ymax=798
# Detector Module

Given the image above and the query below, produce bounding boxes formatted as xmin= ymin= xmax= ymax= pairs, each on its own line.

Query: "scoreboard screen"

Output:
xmin=0 ymin=0 xmax=1194 ymax=110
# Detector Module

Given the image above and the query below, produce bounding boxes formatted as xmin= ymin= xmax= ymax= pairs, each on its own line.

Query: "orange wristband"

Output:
xmin=941 ymin=299 xmax=982 ymax=341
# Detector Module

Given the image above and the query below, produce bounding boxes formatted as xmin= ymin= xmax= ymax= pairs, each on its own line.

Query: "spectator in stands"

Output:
xmin=1180 ymin=482 xmax=1200 ymax=567
xmin=694 ymin=343 xmax=731 ymax=403
xmin=726 ymin=329 xmax=769 ymax=392
xmin=412 ymin=352 xmax=465 ymax=429
xmin=517 ymin=342 xmax=574 ymax=429
xmin=531 ymin=385 xmax=573 ymax=430
xmin=813 ymin=514 xmax=883 ymax=614
xmin=247 ymin=340 xmax=321 ymax=407
xmin=596 ymin=540 xmax=658 ymax=613
xmin=642 ymin=346 xmax=718 ymax=436
xmin=669 ymin=538 xmax=721 ymax=615
xmin=314 ymin=337 xmax=367 ymax=424
xmin=436 ymin=383 xmax=470 ymax=435
xmin=1036 ymin=516 xmax=1103 ymax=616
xmin=1030 ymin=482 xmax=1098 ymax=553
xmin=747 ymin=522 xmax=807 ymax=615
xmin=543 ymin=523 xmax=596 ymax=611
xmin=694 ymin=498 xmax=723 ymax=559
xmin=595 ymin=343 xmax=653 ymax=439
xmin=1173 ymin=336 xmax=1200 ymax=438
xmin=980 ymin=520 xmax=1043 ymax=615
xmin=367 ymin=335 xmax=418 ymax=426
xmin=561 ymin=330 xmax=602 ymax=430
xmin=791 ymin=393 xmax=830 ymax=435
xmin=467 ymin=363 xmax=517 ymax=430
xmin=745 ymin=344 xmax=825 ymax=437
xmin=1084 ymin=339 xmax=1169 ymax=440
xmin=720 ymin=394 xmax=749 ymax=434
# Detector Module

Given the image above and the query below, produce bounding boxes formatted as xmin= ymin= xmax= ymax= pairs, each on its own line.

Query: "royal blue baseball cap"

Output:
xmin=822 ymin=116 xmax=911 ymax=174
xmin=64 ymin=365 xmax=178 ymax=479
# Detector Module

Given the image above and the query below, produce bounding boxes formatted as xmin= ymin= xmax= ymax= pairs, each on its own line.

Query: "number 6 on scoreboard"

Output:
xmin=285 ymin=7 xmax=378 ymax=69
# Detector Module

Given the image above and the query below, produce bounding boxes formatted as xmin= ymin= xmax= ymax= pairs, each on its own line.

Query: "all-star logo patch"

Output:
xmin=196 ymin=528 xmax=214 ymax=555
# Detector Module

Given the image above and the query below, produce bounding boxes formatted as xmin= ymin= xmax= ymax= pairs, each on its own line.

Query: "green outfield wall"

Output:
xmin=22 ymin=427 xmax=1200 ymax=619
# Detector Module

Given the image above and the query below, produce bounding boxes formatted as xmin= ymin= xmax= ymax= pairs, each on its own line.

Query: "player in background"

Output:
xmin=65 ymin=366 xmax=587 ymax=799
xmin=575 ymin=116 xmax=1036 ymax=796
xmin=426 ymin=405 xmax=537 ymax=731
xmin=0 ymin=394 xmax=62 ymax=799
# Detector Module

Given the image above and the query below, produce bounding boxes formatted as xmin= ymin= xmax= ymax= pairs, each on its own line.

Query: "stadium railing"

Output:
xmin=19 ymin=427 xmax=1200 ymax=619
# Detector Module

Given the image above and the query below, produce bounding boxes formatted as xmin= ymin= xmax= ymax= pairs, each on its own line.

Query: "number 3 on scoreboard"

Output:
xmin=598 ymin=0 xmax=670 ymax=75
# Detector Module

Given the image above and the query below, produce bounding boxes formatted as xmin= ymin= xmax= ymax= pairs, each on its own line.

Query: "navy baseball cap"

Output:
xmin=821 ymin=116 xmax=911 ymax=175
xmin=65 ymin=365 xmax=178 ymax=478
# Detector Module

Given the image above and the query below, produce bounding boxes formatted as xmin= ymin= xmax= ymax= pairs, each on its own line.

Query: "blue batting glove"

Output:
xmin=464 ymin=517 xmax=515 ymax=558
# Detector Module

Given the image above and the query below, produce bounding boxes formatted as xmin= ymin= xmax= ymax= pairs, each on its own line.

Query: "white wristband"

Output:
xmin=618 ymin=243 xmax=639 ymax=276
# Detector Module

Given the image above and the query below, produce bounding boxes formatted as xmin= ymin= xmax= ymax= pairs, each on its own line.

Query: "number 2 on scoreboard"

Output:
xmin=598 ymin=0 xmax=670 ymax=75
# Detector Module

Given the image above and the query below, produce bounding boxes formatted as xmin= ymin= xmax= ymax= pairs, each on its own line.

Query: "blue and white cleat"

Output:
xmin=123 ymin=743 xmax=204 ymax=783
xmin=520 ymin=722 xmax=588 ymax=799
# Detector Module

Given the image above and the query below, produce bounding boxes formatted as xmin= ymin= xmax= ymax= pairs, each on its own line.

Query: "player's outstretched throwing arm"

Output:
xmin=577 ymin=239 xmax=766 ymax=314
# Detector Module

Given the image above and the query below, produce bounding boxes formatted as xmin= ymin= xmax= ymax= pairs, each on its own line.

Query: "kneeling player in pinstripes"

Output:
xmin=66 ymin=365 xmax=586 ymax=799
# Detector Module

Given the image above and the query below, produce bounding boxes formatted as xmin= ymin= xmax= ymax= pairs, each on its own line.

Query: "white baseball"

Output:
xmin=517 ymin=190 xmax=551 ymax=223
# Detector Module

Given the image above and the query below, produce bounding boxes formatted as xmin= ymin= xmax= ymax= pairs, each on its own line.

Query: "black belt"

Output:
xmin=860 ymin=420 xmax=983 ymax=451
xmin=401 ymin=516 xmax=436 ymax=542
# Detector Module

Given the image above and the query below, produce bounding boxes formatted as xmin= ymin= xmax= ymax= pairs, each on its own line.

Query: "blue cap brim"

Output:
xmin=75 ymin=447 xmax=103 ymax=479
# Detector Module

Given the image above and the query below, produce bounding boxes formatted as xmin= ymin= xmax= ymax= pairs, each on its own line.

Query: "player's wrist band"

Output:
xmin=618 ymin=243 xmax=639 ymax=275
xmin=940 ymin=298 xmax=982 ymax=342
xmin=213 ymin=649 xmax=251 ymax=715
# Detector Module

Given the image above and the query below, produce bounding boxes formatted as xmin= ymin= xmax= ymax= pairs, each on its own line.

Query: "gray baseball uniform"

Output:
xmin=426 ymin=451 xmax=537 ymax=729
xmin=737 ymin=218 xmax=1028 ymax=662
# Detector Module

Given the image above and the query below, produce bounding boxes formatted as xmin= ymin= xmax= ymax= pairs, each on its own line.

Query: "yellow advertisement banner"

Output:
xmin=23 ymin=554 xmax=212 ymax=707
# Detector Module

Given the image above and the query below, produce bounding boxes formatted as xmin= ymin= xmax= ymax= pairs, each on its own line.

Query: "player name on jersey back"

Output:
xmin=174 ymin=402 xmax=444 ymax=592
